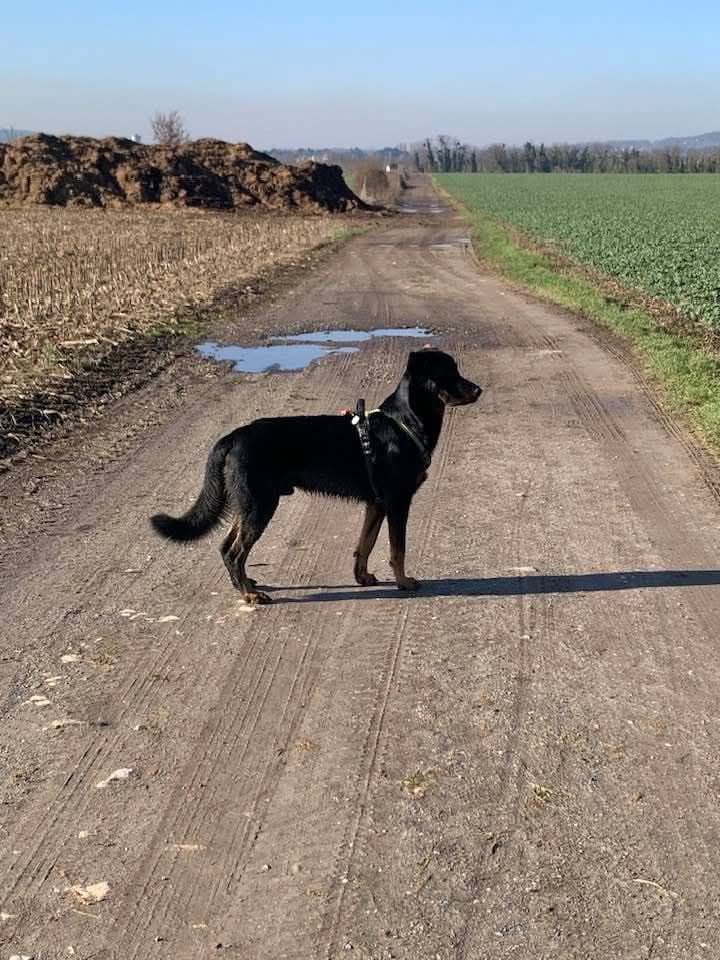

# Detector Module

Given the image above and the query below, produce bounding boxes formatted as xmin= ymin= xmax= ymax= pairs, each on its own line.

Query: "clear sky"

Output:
xmin=2 ymin=0 xmax=719 ymax=148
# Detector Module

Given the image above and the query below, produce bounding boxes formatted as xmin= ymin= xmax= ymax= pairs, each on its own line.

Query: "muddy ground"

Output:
xmin=1 ymin=177 xmax=720 ymax=959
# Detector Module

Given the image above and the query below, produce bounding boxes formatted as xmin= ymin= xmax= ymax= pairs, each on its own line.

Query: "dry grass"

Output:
xmin=0 ymin=207 xmax=341 ymax=403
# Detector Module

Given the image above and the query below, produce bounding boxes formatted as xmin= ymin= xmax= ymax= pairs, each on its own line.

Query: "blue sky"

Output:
xmin=2 ymin=0 xmax=719 ymax=147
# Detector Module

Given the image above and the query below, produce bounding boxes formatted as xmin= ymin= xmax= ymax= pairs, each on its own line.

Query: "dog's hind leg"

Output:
xmin=221 ymin=520 xmax=246 ymax=588
xmin=221 ymin=452 xmax=279 ymax=604
xmin=353 ymin=502 xmax=385 ymax=586
xmin=220 ymin=521 xmax=255 ymax=590
xmin=386 ymin=497 xmax=419 ymax=591
xmin=221 ymin=500 xmax=278 ymax=604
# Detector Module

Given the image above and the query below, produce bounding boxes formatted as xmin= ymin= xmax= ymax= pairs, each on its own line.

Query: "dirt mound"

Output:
xmin=0 ymin=134 xmax=366 ymax=213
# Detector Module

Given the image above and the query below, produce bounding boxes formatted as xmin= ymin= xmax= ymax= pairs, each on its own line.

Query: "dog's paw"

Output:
xmin=397 ymin=576 xmax=420 ymax=592
xmin=243 ymin=590 xmax=273 ymax=605
xmin=356 ymin=572 xmax=379 ymax=587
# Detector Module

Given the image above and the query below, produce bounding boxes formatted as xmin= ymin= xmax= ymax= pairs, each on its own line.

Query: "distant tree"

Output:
xmin=150 ymin=110 xmax=190 ymax=147
xmin=494 ymin=144 xmax=510 ymax=172
xmin=425 ymin=138 xmax=437 ymax=173
xmin=436 ymin=135 xmax=450 ymax=172
xmin=415 ymin=131 xmax=720 ymax=176
xmin=523 ymin=142 xmax=537 ymax=172
xmin=549 ymin=144 xmax=564 ymax=171
xmin=537 ymin=143 xmax=551 ymax=173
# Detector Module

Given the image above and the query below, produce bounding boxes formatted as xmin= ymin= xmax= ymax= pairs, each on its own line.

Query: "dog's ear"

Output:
xmin=407 ymin=350 xmax=421 ymax=368
xmin=406 ymin=348 xmax=437 ymax=373
xmin=406 ymin=350 xmax=441 ymax=394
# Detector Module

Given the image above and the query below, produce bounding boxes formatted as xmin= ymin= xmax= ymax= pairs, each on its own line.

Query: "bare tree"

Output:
xmin=150 ymin=110 xmax=190 ymax=147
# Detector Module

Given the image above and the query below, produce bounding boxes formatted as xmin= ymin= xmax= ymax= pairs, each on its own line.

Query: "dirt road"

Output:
xmin=2 ymin=177 xmax=720 ymax=959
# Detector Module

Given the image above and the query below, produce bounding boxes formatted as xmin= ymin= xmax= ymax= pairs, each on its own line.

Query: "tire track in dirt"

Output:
xmin=0 ymin=363 xmax=318 ymax=870
xmin=2 ymin=576 xmax=216 ymax=903
xmin=519 ymin=314 xmax=719 ymax=704
xmin=452 ymin=470 xmax=553 ymax=958
xmin=319 ymin=354 xmax=550 ymax=956
xmin=124 ymin=592 xmax=336 ymax=949
xmin=314 ymin=344 xmax=561 ymax=958
xmin=583 ymin=325 xmax=720 ymax=503
xmin=475 ymin=302 xmax=719 ymax=959
xmin=318 ymin=402 xmax=461 ymax=958
xmin=324 ymin=242 xmax=563 ymax=956
xmin=528 ymin=314 xmax=720 ymax=647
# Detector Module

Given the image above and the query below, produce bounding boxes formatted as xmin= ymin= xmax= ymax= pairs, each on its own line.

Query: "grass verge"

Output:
xmin=438 ymin=183 xmax=720 ymax=451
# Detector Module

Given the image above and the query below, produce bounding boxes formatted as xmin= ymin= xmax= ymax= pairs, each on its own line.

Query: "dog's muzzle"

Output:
xmin=442 ymin=380 xmax=482 ymax=406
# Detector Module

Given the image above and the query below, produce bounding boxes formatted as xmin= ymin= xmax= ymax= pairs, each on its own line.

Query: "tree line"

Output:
xmin=414 ymin=136 xmax=720 ymax=174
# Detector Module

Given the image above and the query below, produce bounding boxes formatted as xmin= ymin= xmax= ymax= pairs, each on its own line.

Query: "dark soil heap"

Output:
xmin=0 ymin=134 xmax=366 ymax=212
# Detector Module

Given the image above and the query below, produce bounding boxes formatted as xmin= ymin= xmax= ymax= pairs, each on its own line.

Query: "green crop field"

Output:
xmin=437 ymin=174 xmax=720 ymax=330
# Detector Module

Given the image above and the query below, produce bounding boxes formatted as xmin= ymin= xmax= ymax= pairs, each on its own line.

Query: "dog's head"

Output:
xmin=406 ymin=349 xmax=482 ymax=406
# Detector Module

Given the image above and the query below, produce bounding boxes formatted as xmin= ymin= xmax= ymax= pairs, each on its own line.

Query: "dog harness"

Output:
xmin=349 ymin=399 xmax=431 ymax=504
xmin=392 ymin=416 xmax=432 ymax=469
xmin=351 ymin=398 xmax=383 ymax=503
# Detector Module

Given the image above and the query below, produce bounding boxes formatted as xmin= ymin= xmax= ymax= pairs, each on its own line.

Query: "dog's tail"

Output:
xmin=150 ymin=436 xmax=232 ymax=542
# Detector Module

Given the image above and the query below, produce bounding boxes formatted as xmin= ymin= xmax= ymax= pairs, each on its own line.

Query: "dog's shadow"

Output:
xmin=265 ymin=569 xmax=720 ymax=604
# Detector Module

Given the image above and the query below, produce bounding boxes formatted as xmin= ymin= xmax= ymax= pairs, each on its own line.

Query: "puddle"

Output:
xmin=196 ymin=326 xmax=432 ymax=373
xmin=400 ymin=205 xmax=446 ymax=215
xmin=429 ymin=239 xmax=471 ymax=250
xmin=278 ymin=326 xmax=429 ymax=344
xmin=196 ymin=342 xmax=359 ymax=373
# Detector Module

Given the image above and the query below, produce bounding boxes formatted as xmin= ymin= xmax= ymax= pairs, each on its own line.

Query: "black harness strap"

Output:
xmin=351 ymin=399 xmax=432 ymax=503
xmin=392 ymin=416 xmax=432 ymax=469
xmin=353 ymin=398 xmax=372 ymax=458
xmin=352 ymin=398 xmax=384 ymax=504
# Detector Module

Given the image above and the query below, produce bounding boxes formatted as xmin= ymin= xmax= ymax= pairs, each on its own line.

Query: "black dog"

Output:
xmin=150 ymin=349 xmax=481 ymax=603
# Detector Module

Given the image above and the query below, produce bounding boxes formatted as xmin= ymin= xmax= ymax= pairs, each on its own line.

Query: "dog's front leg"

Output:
xmin=354 ymin=502 xmax=385 ymax=586
xmin=387 ymin=497 xmax=419 ymax=591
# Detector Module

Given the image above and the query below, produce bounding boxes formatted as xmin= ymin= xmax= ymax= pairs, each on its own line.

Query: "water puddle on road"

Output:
xmin=399 ymin=204 xmax=446 ymax=215
xmin=279 ymin=326 xmax=429 ymax=344
xmin=196 ymin=342 xmax=359 ymax=373
xmin=196 ymin=326 xmax=432 ymax=374
xmin=429 ymin=239 xmax=472 ymax=250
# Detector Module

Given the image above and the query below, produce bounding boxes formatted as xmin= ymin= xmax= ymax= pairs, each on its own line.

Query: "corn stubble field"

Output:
xmin=438 ymin=173 xmax=720 ymax=332
xmin=0 ymin=208 xmax=339 ymax=404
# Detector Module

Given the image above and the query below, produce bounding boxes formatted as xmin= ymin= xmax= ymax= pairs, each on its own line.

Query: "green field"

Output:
xmin=437 ymin=174 xmax=720 ymax=330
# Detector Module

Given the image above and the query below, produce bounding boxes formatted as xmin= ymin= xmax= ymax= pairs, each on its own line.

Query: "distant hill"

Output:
xmin=0 ymin=128 xmax=32 ymax=142
xmin=582 ymin=131 xmax=720 ymax=152
xmin=653 ymin=131 xmax=720 ymax=150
